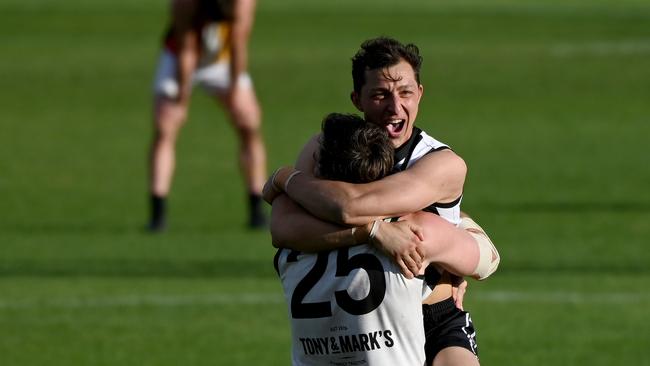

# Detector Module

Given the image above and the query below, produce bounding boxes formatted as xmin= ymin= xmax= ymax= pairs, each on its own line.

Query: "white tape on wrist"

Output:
xmin=368 ymin=220 xmax=380 ymax=243
xmin=284 ymin=170 xmax=302 ymax=192
xmin=269 ymin=169 xmax=282 ymax=191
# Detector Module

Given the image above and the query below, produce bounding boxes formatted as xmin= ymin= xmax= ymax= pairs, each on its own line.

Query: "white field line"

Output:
xmin=550 ymin=40 xmax=650 ymax=56
xmin=475 ymin=291 xmax=650 ymax=304
xmin=0 ymin=293 xmax=286 ymax=310
xmin=0 ymin=291 xmax=648 ymax=310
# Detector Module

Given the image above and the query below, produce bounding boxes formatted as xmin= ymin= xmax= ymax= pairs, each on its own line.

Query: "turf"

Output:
xmin=1 ymin=0 xmax=649 ymax=365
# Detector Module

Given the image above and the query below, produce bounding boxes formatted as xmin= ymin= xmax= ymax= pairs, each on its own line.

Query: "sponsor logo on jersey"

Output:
xmin=298 ymin=329 xmax=394 ymax=356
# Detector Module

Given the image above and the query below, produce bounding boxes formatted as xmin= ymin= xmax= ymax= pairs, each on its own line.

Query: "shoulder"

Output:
xmin=417 ymin=129 xmax=450 ymax=152
xmin=295 ymin=133 xmax=322 ymax=173
xmin=399 ymin=128 xmax=454 ymax=170
xmin=408 ymin=148 xmax=465 ymax=173
xmin=301 ymin=133 xmax=322 ymax=158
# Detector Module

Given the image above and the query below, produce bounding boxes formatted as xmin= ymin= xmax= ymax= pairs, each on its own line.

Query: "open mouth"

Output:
xmin=385 ymin=120 xmax=405 ymax=137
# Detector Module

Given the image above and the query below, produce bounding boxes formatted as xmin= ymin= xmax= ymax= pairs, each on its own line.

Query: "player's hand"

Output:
xmin=262 ymin=168 xmax=284 ymax=204
xmin=372 ymin=220 xmax=425 ymax=279
xmin=262 ymin=166 xmax=298 ymax=204
xmin=451 ymin=275 xmax=468 ymax=310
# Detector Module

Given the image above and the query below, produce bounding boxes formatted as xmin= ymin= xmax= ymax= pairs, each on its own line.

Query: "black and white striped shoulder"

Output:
xmin=392 ymin=127 xmax=462 ymax=226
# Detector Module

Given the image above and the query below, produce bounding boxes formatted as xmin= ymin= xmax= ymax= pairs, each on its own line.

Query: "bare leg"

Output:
xmin=432 ymin=346 xmax=480 ymax=366
xmin=148 ymin=95 xmax=189 ymax=230
xmin=217 ymin=86 xmax=267 ymax=227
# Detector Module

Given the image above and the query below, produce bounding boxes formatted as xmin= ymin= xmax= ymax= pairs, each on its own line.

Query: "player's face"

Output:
xmin=351 ymin=59 xmax=423 ymax=148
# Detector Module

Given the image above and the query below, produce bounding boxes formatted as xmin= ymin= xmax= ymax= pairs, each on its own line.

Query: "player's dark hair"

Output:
xmin=351 ymin=36 xmax=423 ymax=93
xmin=318 ymin=113 xmax=394 ymax=183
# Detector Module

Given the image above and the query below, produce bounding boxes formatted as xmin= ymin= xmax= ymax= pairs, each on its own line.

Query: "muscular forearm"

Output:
xmin=270 ymin=194 xmax=373 ymax=252
xmin=429 ymin=232 xmax=480 ymax=278
xmin=285 ymin=175 xmax=371 ymax=225
xmin=411 ymin=212 xmax=479 ymax=277
xmin=276 ymin=150 xmax=466 ymax=226
xmin=416 ymin=213 xmax=500 ymax=280
xmin=270 ymin=196 xmax=424 ymax=278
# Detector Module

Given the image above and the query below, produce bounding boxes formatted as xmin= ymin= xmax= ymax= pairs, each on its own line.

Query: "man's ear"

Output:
xmin=350 ymin=91 xmax=362 ymax=111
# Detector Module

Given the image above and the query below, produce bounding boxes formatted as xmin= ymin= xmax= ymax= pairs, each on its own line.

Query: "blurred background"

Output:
xmin=1 ymin=0 xmax=649 ymax=364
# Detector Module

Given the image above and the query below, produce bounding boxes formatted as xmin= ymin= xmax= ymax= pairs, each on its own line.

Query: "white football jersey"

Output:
xmin=275 ymin=245 xmax=428 ymax=366
xmin=392 ymin=127 xmax=462 ymax=226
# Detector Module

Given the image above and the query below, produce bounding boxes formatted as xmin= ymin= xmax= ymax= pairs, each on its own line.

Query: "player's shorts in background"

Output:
xmin=152 ymin=49 xmax=253 ymax=98
xmin=423 ymin=296 xmax=479 ymax=364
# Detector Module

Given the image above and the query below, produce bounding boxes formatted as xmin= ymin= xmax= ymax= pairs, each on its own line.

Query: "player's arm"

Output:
xmin=171 ymin=0 xmax=199 ymax=103
xmin=267 ymin=135 xmax=345 ymax=251
xmin=458 ymin=212 xmax=500 ymax=280
xmin=270 ymin=149 xmax=467 ymax=226
xmin=271 ymin=194 xmax=362 ymax=251
xmin=270 ymin=195 xmax=426 ymax=278
xmin=266 ymin=135 xmax=425 ymax=277
xmin=228 ymin=0 xmax=255 ymax=96
xmin=407 ymin=212 xmax=478 ymax=277
xmin=413 ymin=212 xmax=499 ymax=280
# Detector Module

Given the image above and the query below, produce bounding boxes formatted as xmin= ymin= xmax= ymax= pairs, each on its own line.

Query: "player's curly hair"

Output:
xmin=317 ymin=113 xmax=394 ymax=183
xmin=351 ymin=36 xmax=423 ymax=93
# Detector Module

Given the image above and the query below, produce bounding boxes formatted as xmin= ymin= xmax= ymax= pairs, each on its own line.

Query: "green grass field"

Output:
xmin=1 ymin=0 xmax=649 ymax=364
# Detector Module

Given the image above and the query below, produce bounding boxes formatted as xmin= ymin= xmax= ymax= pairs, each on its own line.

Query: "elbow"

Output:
xmin=471 ymin=234 xmax=500 ymax=281
xmin=270 ymin=217 xmax=295 ymax=249
xmin=440 ymin=153 xmax=467 ymax=202
xmin=270 ymin=238 xmax=284 ymax=249
xmin=338 ymin=206 xmax=355 ymax=226
xmin=452 ymin=154 xmax=468 ymax=196
xmin=459 ymin=216 xmax=500 ymax=280
xmin=457 ymin=155 xmax=468 ymax=181
xmin=314 ymin=193 xmax=359 ymax=226
xmin=337 ymin=200 xmax=366 ymax=226
xmin=269 ymin=229 xmax=282 ymax=248
xmin=270 ymin=226 xmax=295 ymax=249
xmin=269 ymin=208 xmax=292 ymax=249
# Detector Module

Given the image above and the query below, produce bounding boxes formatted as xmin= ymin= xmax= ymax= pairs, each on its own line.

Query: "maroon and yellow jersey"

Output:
xmin=163 ymin=0 xmax=233 ymax=65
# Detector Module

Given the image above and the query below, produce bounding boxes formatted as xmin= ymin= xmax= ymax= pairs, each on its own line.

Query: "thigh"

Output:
xmin=424 ymin=298 xmax=479 ymax=364
xmin=154 ymin=95 xmax=189 ymax=133
xmin=152 ymin=50 xmax=185 ymax=99
xmin=195 ymin=62 xmax=253 ymax=96
xmin=432 ymin=346 xmax=479 ymax=366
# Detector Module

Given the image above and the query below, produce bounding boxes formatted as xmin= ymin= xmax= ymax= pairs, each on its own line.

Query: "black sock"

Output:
xmin=249 ymin=193 xmax=263 ymax=215
xmin=248 ymin=193 xmax=266 ymax=227
xmin=150 ymin=194 xmax=167 ymax=229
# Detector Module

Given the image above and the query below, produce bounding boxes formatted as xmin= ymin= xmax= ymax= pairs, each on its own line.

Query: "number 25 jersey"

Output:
xmin=274 ymin=244 xmax=428 ymax=366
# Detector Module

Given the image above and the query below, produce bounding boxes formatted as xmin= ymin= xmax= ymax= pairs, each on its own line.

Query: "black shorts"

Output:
xmin=423 ymin=297 xmax=479 ymax=364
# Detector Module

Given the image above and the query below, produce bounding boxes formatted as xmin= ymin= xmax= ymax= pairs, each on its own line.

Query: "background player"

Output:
xmin=148 ymin=0 xmax=267 ymax=231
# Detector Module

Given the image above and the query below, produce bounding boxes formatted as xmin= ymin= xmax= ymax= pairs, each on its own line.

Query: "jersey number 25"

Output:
xmin=288 ymin=248 xmax=387 ymax=319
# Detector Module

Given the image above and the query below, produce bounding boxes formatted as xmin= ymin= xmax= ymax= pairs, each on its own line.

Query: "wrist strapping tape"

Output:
xmin=284 ymin=170 xmax=302 ymax=192
xmin=368 ymin=220 xmax=380 ymax=243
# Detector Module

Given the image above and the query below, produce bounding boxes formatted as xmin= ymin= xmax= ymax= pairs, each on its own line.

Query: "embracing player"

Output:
xmin=266 ymin=37 xmax=499 ymax=365
xmin=274 ymin=113 xmax=496 ymax=365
